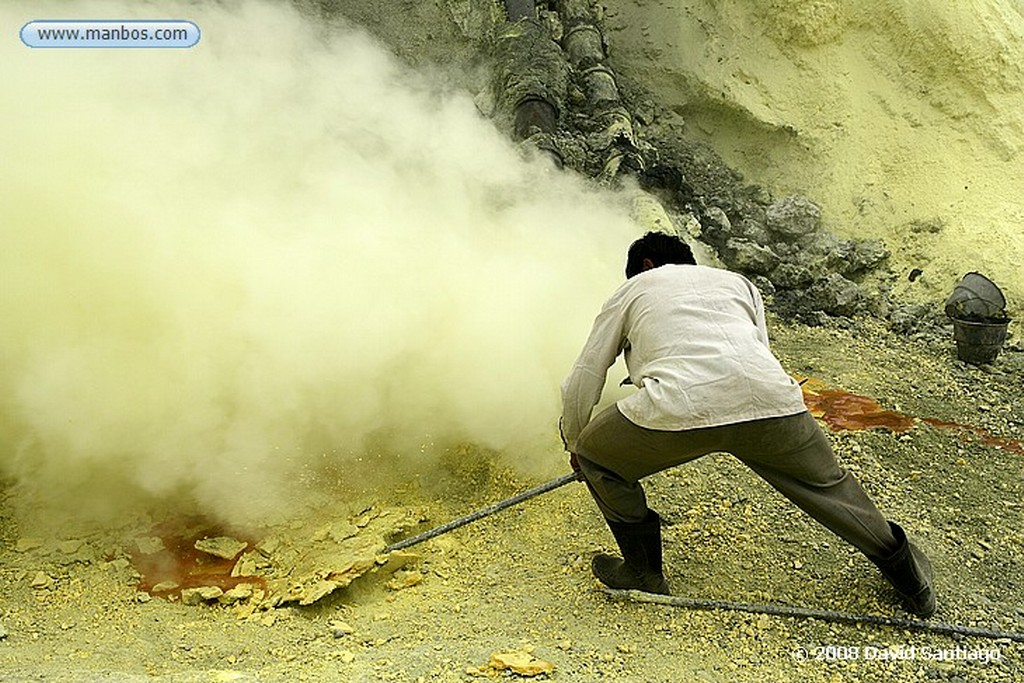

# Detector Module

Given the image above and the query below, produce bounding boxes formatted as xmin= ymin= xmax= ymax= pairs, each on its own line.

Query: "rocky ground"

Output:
xmin=2 ymin=316 xmax=1021 ymax=682
xmin=2 ymin=5 xmax=1021 ymax=680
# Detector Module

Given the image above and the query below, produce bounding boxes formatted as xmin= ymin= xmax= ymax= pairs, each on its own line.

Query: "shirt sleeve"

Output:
xmin=560 ymin=295 xmax=628 ymax=452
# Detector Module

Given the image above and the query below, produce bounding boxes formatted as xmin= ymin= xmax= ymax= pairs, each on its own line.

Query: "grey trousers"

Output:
xmin=575 ymin=406 xmax=897 ymax=558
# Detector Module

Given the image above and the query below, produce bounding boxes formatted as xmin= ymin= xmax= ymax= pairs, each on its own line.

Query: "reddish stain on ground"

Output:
xmin=130 ymin=518 xmax=264 ymax=600
xmin=918 ymin=417 xmax=1024 ymax=456
xmin=802 ymin=387 xmax=916 ymax=433
xmin=800 ymin=379 xmax=1024 ymax=455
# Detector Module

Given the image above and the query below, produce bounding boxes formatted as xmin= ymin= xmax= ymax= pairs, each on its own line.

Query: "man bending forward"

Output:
xmin=560 ymin=231 xmax=936 ymax=618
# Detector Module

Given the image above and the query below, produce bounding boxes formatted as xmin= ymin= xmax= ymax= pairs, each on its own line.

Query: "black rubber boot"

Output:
xmin=868 ymin=521 xmax=936 ymax=619
xmin=591 ymin=509 xmax=670 ymax=595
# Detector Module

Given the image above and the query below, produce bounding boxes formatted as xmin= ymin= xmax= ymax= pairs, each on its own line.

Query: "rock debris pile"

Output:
xmin=13 ymin=504 xmax=432 ymax=620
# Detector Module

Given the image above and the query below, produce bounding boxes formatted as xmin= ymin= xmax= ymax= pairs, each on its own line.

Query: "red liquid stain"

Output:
xmin=919 ymin=417 xmax=1024 ymax=456
xmin=130 ymin=518 xmax=265 ymax=600
xmin=802 ymin=386 xmax=916 ymax=433
xmin=799 ymin=377 xmax=1024 ymax=455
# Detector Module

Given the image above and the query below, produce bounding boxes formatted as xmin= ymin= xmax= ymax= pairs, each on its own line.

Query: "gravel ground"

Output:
xmin=1 ymin=317 xmax=1022 ymax=682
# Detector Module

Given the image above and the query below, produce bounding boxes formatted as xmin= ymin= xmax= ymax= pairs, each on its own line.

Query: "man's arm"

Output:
xmin=560 ymin=299 xmax=627 ymax=452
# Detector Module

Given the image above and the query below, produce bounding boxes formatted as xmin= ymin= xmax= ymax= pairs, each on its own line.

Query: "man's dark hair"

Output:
xmin=625 ymin=231 xmax=697 ymax=278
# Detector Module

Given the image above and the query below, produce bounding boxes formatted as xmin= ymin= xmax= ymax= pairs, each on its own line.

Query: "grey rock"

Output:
xmin=804 ymin=231 xmax=841 ymax=252
xmin=446 ymin=0 xmax=503 ymax=39
xmin=724 ymin=238 xmax=780 ymax=275
xmin=735 ymin=218 xmax=770 ymax=246
xmin=703 ymin=206 xmax=731 ymax=232
xmin=766 ymin=195 xmax=821 ymax=238
xmin=849 ymin=239 xmax=890 ymax=272
xmin=769 ymin=263 xmax=815 ymax=289
xmin=748 ymin=275 xmax=775 ymax=297
xmin=771 ymin=241 xmax=801 ymax=260
xmin=805 ymin=273 xmax=865 ymax=316
xmin=823 ymin=238 xmax=890 ymax=275
xmin=800 ymin=309 xmax=833 ymax=326
xmin=698 ymin=207 xmax=732 ymax=244
xmin=889 ymin=304 xmax=947 ymax=336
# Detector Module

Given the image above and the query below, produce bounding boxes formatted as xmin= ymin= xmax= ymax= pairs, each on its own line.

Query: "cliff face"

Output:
xmin=601 ymin=0 xmax=1024 ymax=326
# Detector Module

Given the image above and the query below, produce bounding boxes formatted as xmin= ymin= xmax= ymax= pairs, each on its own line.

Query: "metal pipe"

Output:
xmin=504 ymin=0 xmax=535 ymax=21
xmin=513 ymin=95 xmax=558 ymax=140
xmin=581 ymin=64 xmax=620 ymax=106
xmin=563 ymin=23 xmax=605 ymax=67
xmin=492 ymin=19 xmax=568 ymax=140
xmin=385 ymin=471 xmax=582 ymax=553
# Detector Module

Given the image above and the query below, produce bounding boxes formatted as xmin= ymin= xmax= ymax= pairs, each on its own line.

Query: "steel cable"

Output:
xmin=383 ymin=472 xmax=1022 ymax=643
xmin=604 ymin=589 xmax=1024 ymax=643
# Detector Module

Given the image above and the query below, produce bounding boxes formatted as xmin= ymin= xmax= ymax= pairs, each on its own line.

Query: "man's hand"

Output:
xmin=559 ymin=417 xmax=581 ymax=473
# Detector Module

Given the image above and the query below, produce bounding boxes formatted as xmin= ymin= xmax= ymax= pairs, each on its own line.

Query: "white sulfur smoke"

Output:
xmin=0 ymin=1 xmax=638 ymax=525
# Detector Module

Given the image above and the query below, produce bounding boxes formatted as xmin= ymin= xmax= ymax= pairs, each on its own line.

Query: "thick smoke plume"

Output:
xmin=0 ymin=1 xmax=637 ymax=525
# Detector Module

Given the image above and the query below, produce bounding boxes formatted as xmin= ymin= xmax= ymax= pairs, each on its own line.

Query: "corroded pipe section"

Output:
xmin=503 ymin=0 xmax=535 ymax=21
xmin=564 ymin=23 xmax=605 ymax=68
xmin=488 ymin=1 xmax=641 ymax=173
xmin=554 ymin=0 xmax=592 ymax=24
xmin=513 ymin=96 xmax=558 ymax=140
xmin=554 ymin=0 xmax=640 ymax=180
xmin=491 ymin=18 xmax=569 ymax=165
xmin=581 ymin=64 xmax=619 ymax=105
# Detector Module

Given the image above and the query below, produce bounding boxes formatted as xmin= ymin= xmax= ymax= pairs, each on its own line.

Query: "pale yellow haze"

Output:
xmin=0 ymin=1 xmax=637 ymax=525
xmin=2 ymin=1 xmax=1022 ymax=526
xmin=603 ymin=0 xmax=1023 ymax=324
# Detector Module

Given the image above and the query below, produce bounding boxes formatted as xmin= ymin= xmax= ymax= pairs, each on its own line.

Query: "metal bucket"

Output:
xmin=945 ymin=272 xmax=1007 ymax=320
xmin=952 ymin=317 xmax=1010 ymax=364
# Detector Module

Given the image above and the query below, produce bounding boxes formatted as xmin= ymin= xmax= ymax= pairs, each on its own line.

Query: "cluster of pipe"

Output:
xmin=555 ymin=0 xmax=641 ymax=181
xmin=487 ymin=1 xmax=896 ymax=320
xmin=492 ymin=0 xmax=641 ymax=180
xmin=491 ymin=13 xmax=568 ymax=165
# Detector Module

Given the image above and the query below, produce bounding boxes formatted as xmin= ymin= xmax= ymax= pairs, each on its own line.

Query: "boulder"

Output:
xmin=766 ymin=195 xmax=822 ymax=239
xmin=806 ymin=273 xmax=865 ymax=317
xmin=724 ymin=238 xmax=780 ymax=275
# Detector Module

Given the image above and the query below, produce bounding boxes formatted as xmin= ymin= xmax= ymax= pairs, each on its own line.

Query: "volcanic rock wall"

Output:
xmin=329 ymin=0 xmax=1021 ymax=331
xmin=433 ymin=1 xmax=906 ymax=323
xmin=599 ymin=0 xmax=1024 ymax=332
